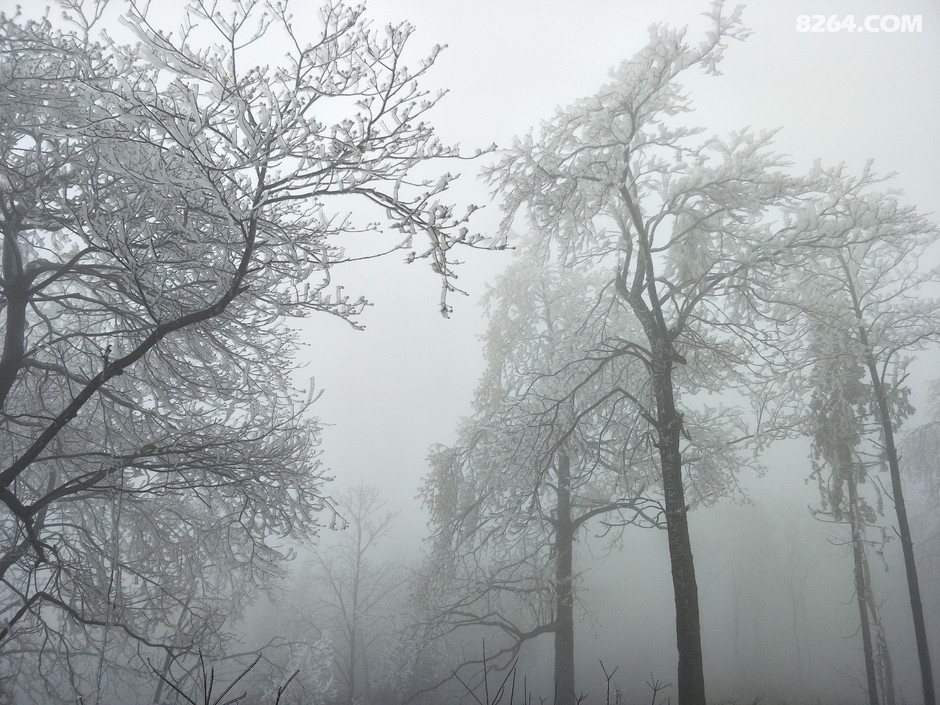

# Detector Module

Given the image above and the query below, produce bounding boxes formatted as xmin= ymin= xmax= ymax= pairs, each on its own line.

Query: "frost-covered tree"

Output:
xmin=419 ymin=259 xmax=656 ymax=705
xmin=418 ymin=257 xmax=741 ymax=703
xmin=243 ymin=484 xmax=431 ymax=705
xmin=787 ymin=165 xmax=939 ymax=705
xmin=483 ymin=6 xmax=829 ymax=702
xmin=806 ymin=322 xmax=896 ymax=705
xmin=0 ymin=1 xmax=487 ymax=701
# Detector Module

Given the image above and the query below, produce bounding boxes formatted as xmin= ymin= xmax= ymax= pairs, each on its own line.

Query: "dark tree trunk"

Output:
xmin=554 ymin=450 xmax=577 ymax=705
xmin=0 ymin=226 xmax=28 ymax=410
xmin=651 ymin=354 xmax=706 ymax=705
xmin=615 ymin=194 xmax=707 ymax=705
xmin=864 ymin=350 xmax=936 ymax=705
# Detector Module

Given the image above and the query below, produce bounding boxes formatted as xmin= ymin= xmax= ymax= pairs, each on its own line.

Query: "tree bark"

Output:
xmin=652 ymin=353 xmax=706 ymax=705
xmin=554 ymin=450 xmax=577 ymax=705
xmin=615 ymin=182 xmax=706 ymax=705
xmin=620 ymin=264 xmax=707 ymax=705
xmin=0 ymin=225 xmax=28 ymax=411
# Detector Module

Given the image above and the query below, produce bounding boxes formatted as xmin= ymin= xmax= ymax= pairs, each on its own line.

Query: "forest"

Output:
xmin=0 ymin=0 xmax=937 ymax=704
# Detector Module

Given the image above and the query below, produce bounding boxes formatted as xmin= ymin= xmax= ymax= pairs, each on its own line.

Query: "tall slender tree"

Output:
xmin=303 ymin=484 xmax=405 ymax=705
xmin=484 ymin=6 xmax=830 ymax=702
xmin=807 ymin=322 xmax=896 ymax=705
xmin=789 ymin=165 xmax=939 ymax=705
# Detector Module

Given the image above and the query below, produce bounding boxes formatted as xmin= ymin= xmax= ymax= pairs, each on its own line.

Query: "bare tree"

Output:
xmin=0 ymin=1 xmax=488 ymax=701
xmin=302 ymin=484 xmax=406 ymax=705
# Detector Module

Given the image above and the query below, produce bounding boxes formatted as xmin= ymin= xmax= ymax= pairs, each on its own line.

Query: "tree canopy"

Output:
xmin=0 ymin=1 xmax=488 ymax=701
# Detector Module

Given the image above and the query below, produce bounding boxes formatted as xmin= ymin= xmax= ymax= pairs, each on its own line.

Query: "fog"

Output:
xmin=2 ymin=0 xmax=938 ymax=702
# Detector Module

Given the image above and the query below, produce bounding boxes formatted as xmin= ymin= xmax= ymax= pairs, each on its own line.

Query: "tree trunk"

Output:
xmin=0 ymin=226 xmax=28 ymax=411
xmin=866 ymin=562 xmax=897 ymax=705
xmin=617 ymin=225 xmax=706 ymax=705
xmin=346 ymin=625 xmax=357 ymax=705
xmin=554 ymin=450 xmax=577 ymax=705
xmin=864 ymin=351 xmax=936 ymax=705
xmin=847 ymin=471 xmax=880 ymax=705
xmin=652 ymin=355 xmax=706 ymax=705
xmin=346 ymin=519 xmax=363 ymax=705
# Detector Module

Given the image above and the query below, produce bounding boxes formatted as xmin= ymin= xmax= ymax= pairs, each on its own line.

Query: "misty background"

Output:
xmin=2 ymin=0 xmax=938 ymax=702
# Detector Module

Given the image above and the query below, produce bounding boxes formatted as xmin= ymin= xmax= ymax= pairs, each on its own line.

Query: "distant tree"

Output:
xmin=787 ymin=167 xmax=939 ymax=705
xmin=901 ymin=384 xmax=940 ymax=651
xmin=0 ymin=1 xmax=487 ymax=701
xmin=302 ymin=484 xmax=407 ymax=705
xmin=482 ymin=6 xmax=833 ymax=702
xmin=418 ymin=257 xmax=742 ymax=704
xmin=902 ymin=383 xmax=940 ymax=503
xmin=806 ymin=322 xmax=896 ymax=705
